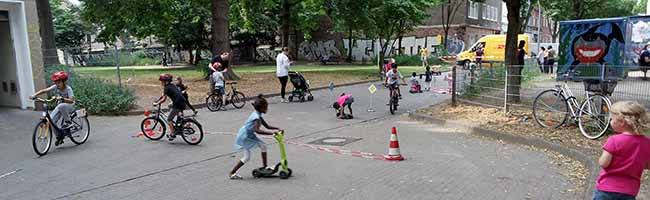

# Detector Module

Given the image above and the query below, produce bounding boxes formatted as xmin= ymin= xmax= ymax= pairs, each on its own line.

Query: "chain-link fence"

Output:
xmin=453 ymin=63 xmax=650 ymax=111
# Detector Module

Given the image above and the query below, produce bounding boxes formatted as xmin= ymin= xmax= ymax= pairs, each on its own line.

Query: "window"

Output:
xmin=469 ymin=2 xmax=479 ymax=19
xmin=482 ymin=4 xmax=498 ymax=22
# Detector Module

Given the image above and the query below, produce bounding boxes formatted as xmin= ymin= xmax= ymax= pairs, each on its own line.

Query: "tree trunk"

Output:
xmin=347 ymin=22 xmax=353 ymax=63
xmin=280 ymin=0 xmax=290 ymax=47
xmin=505 ymin=0 xmax=522 ymax=103
xmin=188 ymin=48 xmax=194 ymax=65
xmin=36 ymin=0 xmax=60 ymax=67
xmin=211 ymin=0 xmax=239 ymax=80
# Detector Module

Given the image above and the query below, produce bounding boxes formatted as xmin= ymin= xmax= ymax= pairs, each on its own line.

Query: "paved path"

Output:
xmin=0 ymin=82 xmax=575 ymax=199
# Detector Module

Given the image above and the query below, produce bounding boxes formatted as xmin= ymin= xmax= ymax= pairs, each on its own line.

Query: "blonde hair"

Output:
xmin=610 ymin=101 xmax=649 ymax=134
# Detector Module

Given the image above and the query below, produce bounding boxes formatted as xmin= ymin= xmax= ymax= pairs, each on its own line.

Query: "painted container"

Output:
xmin=558 ymin=18 xmax=627 ymax=81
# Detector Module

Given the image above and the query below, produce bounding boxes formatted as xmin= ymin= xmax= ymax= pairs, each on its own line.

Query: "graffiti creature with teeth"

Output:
xmin=570 ymin=23 xmax=625 ymax=68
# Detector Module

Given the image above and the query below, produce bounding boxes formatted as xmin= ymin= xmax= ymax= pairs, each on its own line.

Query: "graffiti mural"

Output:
xmin=445 ymin=37 xmax=465 ymax=55
xmin=298 ymin=40 xmax=341 ymax=61
xmin=255 ymin=45 xmax=278 ymax=62
xmin=342 ymin=36 xmax=442 ymax=62
xmin=558 ymin=18 xmax=626 ymax=80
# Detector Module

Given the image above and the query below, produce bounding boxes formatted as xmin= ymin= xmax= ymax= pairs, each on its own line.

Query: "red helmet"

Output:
xmin=159 ymin=73 xmax=173 ymax=81
xmin=51 ymin=71 xmax=68 ymax=81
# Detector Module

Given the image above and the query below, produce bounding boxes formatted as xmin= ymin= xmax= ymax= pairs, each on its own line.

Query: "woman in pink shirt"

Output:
xmin=332 ymin=93 xmax=354 ymax=119
xmin=594 ymin=101 xmax=650 ymax=200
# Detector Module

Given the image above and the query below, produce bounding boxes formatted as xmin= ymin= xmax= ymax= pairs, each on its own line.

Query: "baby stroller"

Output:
xmin=288 ymin=71 xmax=314 ymax=102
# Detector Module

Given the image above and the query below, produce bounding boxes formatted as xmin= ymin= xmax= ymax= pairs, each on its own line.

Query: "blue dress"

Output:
xmin=234 ymin=111 xmax=265 ymax=150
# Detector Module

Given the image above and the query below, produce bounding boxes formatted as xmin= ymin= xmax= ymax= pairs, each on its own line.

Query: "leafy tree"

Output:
xmin=331 ymin=0 xmax=372 ymax=62
xmin=51 ymin=0 xmax=93 ymax=65
xmin=440 ymin=0 xmax=463 ymax=52
xmin=364 ymin=0 xmax=437 ymax=72
xmin=503 ymin=0 xmax=523 ymax=103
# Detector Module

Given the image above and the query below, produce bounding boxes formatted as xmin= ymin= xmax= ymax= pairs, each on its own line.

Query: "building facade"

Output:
xmin=0 ymin=0 xmax=46 ymax=109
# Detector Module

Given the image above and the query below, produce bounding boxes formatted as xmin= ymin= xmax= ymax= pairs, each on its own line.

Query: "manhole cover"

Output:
xmin=308 ymin=137 xmax=362 ymax=146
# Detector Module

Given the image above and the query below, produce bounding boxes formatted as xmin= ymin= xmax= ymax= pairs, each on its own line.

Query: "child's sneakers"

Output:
xmin=229 ymin=173 xmax=243 ymax=180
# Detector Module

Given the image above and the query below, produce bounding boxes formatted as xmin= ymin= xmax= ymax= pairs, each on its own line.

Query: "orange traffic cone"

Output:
xmin=384 ymin=127 xmax=405 ymax=161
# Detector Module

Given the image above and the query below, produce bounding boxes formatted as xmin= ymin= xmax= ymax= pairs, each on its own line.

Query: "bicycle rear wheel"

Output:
xmin=32 ymin=121 xmax=52 ymax=156
xmin=140 ymin=117 xmax=166 ymax=140
xmin=578 ymin=94 xmax=612 ymax=139
xmin=389 ymin=95 xmax=397 ymax=115
xmin=230 ymin=92 xmax=246 ymax=109
xmin=180 ymin=119 xmax=203 ymax=145
xmin=532 ymin=89 xmax=569 ymax=128
xmin=206 ymin=94 xmax=223 ymax=112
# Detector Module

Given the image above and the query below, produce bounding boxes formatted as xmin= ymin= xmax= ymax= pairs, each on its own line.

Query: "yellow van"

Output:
xmin=456 ymin=34 xmax=529 ymax=67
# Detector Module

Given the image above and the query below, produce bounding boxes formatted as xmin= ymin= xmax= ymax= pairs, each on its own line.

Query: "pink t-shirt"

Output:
xmin=596 ymin=133 xmax=650 ymax=196
xmin=337 ymin=94 xmax=352 ymax=107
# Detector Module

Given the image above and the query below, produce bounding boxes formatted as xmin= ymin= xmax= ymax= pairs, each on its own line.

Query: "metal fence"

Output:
xmin=452 ymin=63 xmax=650 ymax=111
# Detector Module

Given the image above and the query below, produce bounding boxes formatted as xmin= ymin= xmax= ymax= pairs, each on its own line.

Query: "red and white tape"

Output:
xmin=286 ymin=141 xmax=385 ymax=161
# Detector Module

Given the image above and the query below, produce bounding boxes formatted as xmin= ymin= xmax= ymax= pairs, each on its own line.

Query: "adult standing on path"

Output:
xmin=276 ymin=47 xmax=292 ymax=103
xmin=544 ymin=46 xmax=555 ymax=74
xmin=208 ymin=52 xmax=232 ymax=93
xmin=638 ymin=44 xmax=650 ymax=80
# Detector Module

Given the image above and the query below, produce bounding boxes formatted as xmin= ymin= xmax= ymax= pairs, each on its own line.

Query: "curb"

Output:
xmin=407 ymin=112 xmax=598 ymax=199
xmin=121 ymin=79 xmax=380 ymax=116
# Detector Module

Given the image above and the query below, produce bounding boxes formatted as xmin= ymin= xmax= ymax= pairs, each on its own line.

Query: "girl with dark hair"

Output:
xmin=228 ymin=94 xmax=283 ymax=179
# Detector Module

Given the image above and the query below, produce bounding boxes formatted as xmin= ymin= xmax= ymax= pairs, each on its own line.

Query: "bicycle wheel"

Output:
xmin=32 ymin=121 xmax=52 ymax=156
xmin=140 ymin=116 xmax=166 ymax=140
xmin=180 ymin=119 xmax=203 ymax=145
xmin=389 ymin=95 xmax=397 ymax=115
xmin=69 ymin=114 xmax=90 ymax=145
xmin=578 ymin=94 xmax=612 ymax=139
xmin=206 ymin=94 xmax=223 ymax=112
xmin=230 ymin=92 xmax=246 ymax=109
xmin=532 ymin=89 xmax=569 ymax=128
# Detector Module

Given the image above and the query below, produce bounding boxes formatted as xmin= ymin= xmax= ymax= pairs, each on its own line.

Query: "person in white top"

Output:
xmin=276 ymin=47 xmax=291 ymax=102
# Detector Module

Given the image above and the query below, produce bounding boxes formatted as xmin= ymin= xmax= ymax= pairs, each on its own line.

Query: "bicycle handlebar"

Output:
xmin=32 ymin=97 xmax=57 ymax=103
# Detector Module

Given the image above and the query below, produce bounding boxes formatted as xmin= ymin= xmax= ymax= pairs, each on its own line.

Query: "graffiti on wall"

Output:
xmin=255 ymin=45 xmax=278 ymax=62
xmin=445 ymin=38 xmax=465 ymax=55
xmin=558 ymin=19 xmax=626 ymax=80
xmin=298 ymin=40 xmax=341 ymax=61
xmin=342 ymin=36 xmax=447 ymax=62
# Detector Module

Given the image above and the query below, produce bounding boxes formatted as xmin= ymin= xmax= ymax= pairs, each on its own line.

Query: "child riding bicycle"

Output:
xmin=153 ymin=73 xmax=187 ymax=141
xmin=384 ymin=64 xmax=406 ymax=104
xmin=29 ymin=71 xmax=75 ymax=146
xmin=212 ymin=65 xmax=226 ymax=105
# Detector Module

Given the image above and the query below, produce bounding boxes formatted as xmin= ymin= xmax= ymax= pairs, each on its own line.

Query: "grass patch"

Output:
xmin=75 ymin=65 xmax=441 ymax=81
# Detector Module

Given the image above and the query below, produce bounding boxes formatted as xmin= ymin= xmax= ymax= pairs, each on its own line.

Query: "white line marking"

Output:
xmin=0 ymin=169 xmax=22 ymax=179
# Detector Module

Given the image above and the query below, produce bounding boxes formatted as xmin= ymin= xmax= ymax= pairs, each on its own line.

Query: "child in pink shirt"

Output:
xmin=593 ymin=101 xmax=650 ymax=200
xmin=332 ymin=93 xmax=354 ymax=119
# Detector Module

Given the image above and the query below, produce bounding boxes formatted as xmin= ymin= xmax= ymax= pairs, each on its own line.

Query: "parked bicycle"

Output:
xmin=140 ymin=98 xmax=204 ymax=145
xmin=206 ymin=81 xmax=246 ymax=112
xmin=31 ymin=97 xmax=90 ymax=156
xmin=532 ymin=70 xmax=615 ymax=139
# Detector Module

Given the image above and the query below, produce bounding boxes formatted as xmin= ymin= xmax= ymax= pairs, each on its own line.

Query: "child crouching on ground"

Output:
xmin=593 ymin=101 xmax=650 ymax=199
xmin=333 ymin=93 xmax=354 ymax=119
xmin=228 ymin=94 xmax=283 ymax=179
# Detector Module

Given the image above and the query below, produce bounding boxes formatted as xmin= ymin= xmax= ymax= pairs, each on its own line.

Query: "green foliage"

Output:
xmin=81 ymin=0 xmax=210 ymax=52
xmin=196 ymin=59 xmax=212 ymax=79
xmin=393 ymin=55 xmax=444 ymax=66
xmin=51 ymin=0 xmax=93 ymax=53
xmin=85 ymin=51 xmax=160 ymax=66
xmin=45 ymin=66 xmax=137 ymax=115
xmin=541 ymin=0 xmax=637 ymax=21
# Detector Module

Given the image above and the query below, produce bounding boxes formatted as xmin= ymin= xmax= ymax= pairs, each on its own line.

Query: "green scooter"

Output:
xmin=252 ymin=131 xmax=293 ymax=179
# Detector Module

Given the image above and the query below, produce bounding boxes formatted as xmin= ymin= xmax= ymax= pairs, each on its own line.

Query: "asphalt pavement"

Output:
xmin=0 ymin=81 xmax=576 ymax=200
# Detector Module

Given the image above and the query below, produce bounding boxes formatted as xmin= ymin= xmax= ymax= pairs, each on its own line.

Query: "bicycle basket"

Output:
xmin=583 ymin=79 xmax=617 ymax=95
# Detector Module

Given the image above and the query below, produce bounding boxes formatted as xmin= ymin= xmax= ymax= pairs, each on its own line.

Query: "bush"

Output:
xmin=46 ymin=66 xmax=137 ymax=115
xmin=196 ymin=59 xmax=212 ymax=79
xmin=393 ymin=55 xmax=445 ymax=66
xmin=85 ymin=50 xmax=160 ymax=66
